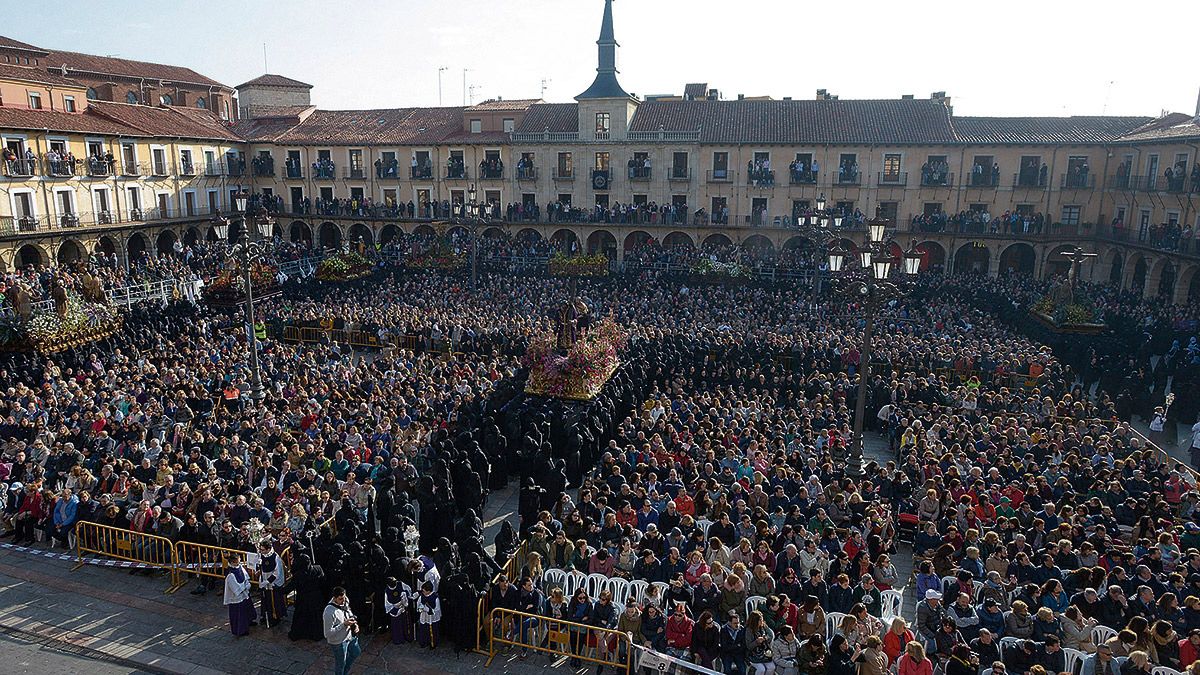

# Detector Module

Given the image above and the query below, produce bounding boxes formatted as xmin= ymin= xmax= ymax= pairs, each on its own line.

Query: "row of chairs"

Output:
xmin=541 ymin=567 xmax=905 ymax=622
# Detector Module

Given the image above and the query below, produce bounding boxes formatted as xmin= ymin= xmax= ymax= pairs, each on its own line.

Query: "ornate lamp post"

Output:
xmin=825 ymin=215 xmax=923 ymax=476
xmin=466 ymin=183 xmax=480 ymax=289
xmin=214 ymin=190 xmax=273 ymax=402
xmin=790 ymin=192 xmax=844 ymax=306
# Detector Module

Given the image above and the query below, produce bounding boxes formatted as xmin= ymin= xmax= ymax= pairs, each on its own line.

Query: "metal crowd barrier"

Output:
xmin=280 ymin=324 xmax=383 ymax=349
xmin=484 ymin=606 xmax=631 ymax=670
xmin=475 ymin=541 xmax=527 ymax=654
xmin=73 ymin=521 xmax=180 ymax=592
xmin=171 ymin=540 xmax=292 ymax=593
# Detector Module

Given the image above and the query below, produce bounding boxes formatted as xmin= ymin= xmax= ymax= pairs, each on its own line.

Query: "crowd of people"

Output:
xmin=2 ymin=228 xmax=1200 ymax=675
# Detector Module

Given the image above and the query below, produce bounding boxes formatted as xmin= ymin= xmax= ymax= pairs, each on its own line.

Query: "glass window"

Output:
xmin=160 ymin=94 xmax=173 ymax=106
xmin=126 ymin=91 xmax=139 ymax=104
xmin=86 ymin=88 xmax=98 ymax=100
xmin=195 ymin=97 xmax=206 ymax=109
xmin=595 ymin=112 xmax=610 ymax=133
xmin=470 ymin=119 xmax=482 ymax=134
xmin=1061 ymin=205 xmax=1081 ymax=226
xmin=27 ymin=92 xmax=41 ymax=109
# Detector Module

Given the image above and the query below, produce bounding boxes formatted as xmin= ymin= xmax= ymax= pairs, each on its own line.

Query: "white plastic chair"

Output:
xmin=881 ymin=589 xmax=903 ymax=617
xmin=564 ymin=570 xmax=587 ymax=598
xmin=1152 ymin=667 xmax=1182 ymax=675
xmin=542 ymin=567 xmax=568 ymax=593
xmin=941 ymin=576 xmax=958 ymax=594
xmin=696 ymin=519 xmax=713 ymax=536
xmin=999 ymin=637 xmax=1021 ymax=661
xmin=607 ymin=577 xmax=631 ymax=604
xmin=826 ymin=611 xmax=846 ymax=637
xmin=745 ymin=595 xmax=766 ymax=617
xmin=1062 ymin=648 xmax=1085 ymax=675
xmin=587 ymin=573 xmax=608 ymax=599
xmin=651 ymin=581 xmax=669 ymax=599
xmin=1091 ymin=624 xmax=1117 ymax=647
xmin=628 ymin=580 xmax=649 ymax=605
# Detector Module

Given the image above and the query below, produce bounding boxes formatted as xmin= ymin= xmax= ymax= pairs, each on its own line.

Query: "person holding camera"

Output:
xmin=324 ymin=587 xmax=360 ymax=675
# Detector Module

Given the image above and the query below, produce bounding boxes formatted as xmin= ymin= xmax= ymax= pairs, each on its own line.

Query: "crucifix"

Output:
xmin=1054 ymin=246 xmax=1098 ymax=305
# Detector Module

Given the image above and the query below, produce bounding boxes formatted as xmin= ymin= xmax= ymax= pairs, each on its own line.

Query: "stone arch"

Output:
xmin=446 ymin=225 xmax=469 ymax=240
xmin=782 ymin=235 xmax=815 ymax=251
xmin=126 ymin=232 xmax=148 ymax=261
xmin=413 ymin=223 xmax=437 ymax=238
xmin=550 ymin=228 xmax=579 ymax=253
xmin=16 ymin=244 xmax=46 ymax=268
xmin=56 ymin=239 xmax=86 ymax=265
xmin=1041 ymin=244 xmax=1081 ymax=280
xmin=1127 ymin=254 xmax=1148 ymax=295
xmin=97 ymin=235 xmax=118 ymax=258
xmin=587 ymin=229 xmax=617 ymax=257
xmin=183 ymin=226 xmax=201 ymax=246
xmin=1151 ymin=258 xmax=1176 ymax=298
xmin=290 ymin=221 xmax=313 ymax=244
xmin=516 ymin=227 xmax=542 ymax=244
xmin=662 ymin=231 xmax=695 ymax=249
xmin=482 ymin=226 xmax=505 ymax=239
xmin=743 ymin=234 xmax=774 ymax=251
xmin=998 ymin=242 xmax=1036 ymax=276
xmin=156 ymin=229 xmax=177 ymax=256
xmin=916 ymin=241 xmax=946 ymax=272
xmin=702 ymin=233 xmax=733 ymax=248
xmin=953 ymin=241 xmax=990 ymax=275
xmin=318 ymin=221 xmax=342 ymax=249
xmin=380 ymin=224 xmax=401 ymax=246
xmin=1186 ymin=266 xmax=1200 ymax=304
xmin=0 ymin=254 xmax=6 ymax=273
xmin=349 ymin=223 xmax=374 ymax=247
xmin=1106 ymin=249 xmax=1124 ymax=285
xmin=623 ymin=230 xmax=654 ymax=251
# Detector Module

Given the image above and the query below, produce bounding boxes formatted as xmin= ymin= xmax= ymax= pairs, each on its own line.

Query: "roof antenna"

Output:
xmin=1101 ymin=80 xmax=1114 ymax=115
xmin=263 ymin=43 xmax=268 ymax=73
xmin=540 ymin=78 xmax=552 ymax=99
xmin=468 ymin=84 xmax=480 ymax=106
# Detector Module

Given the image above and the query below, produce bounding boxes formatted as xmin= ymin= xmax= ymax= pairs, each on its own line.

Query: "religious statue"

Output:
xmin=5 ymin=284 xmax=32 ymax=321
xmin=555 ymin=278 xmax=591 ymax=351
xmin=51 ymin=281 xmax=68 ymax=318
xmin=81 ymin=271 xmax=106 ymax=303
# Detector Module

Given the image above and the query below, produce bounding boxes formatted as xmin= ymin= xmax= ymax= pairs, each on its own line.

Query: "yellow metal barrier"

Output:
xmin=475 ymin=542 xmax=528 ymax=654
xmin=172 ymin=540 xmax=291 ymax=592
xmin=73 ymin=521 xmax=179 ymax=593
xmin=281 ymin=324 xmax=382 ymax=349
xmin=485 ymin=606 xmax=630 ymax=670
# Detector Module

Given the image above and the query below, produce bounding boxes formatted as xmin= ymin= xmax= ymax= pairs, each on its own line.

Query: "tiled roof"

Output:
xmin=515 ymin=103 xmax=578 ymax=133
xmin=0 ymin=63 xmax=82 ymax=87
xmin=87 ymin=101 xmax=240 ymax=141
xmin=272 ymin=107 xmax=465 ymax=145
xmin=0 ymin=107 xmax=130 ymax=135
xmin=683 ymin=83 xmax=708 ymax=99
xmin=231 ymin=116 xmax=304 ymax=143
xmin=44 ymin=49 xmax=230 ymax=89
xmin=629 ymin=99 xmax=958 ymax=144
xmin=953 ymin=116 xmax=1151 ymax=144
xmin=236 ymin=74 xmax=312 ymax=89
xmin=1115 ymin=113 xmax=1200 ymax=143
xmin=0 ymin=36 xmax=48 ymax=55
xmin=466 ymin=98 xmax=540 ymax=112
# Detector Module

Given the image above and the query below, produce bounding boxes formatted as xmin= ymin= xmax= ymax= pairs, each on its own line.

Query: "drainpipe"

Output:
xmin=36 ymin=130 xmax=52 ymax=227
xmin=953 ymin=144 xmax=966 ymax=217
xmin=112 ymin=136 xmax=124 ymax=225
xmin=1044 ymin=145 xmax=1059 ymax=217
xmin=1097 ymin=145 xmax=1113 ymax=240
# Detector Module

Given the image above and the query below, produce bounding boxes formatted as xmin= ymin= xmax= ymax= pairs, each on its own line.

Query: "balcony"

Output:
xmin=445 ymin=167 xmax=469 ymax=180
xmin=591 ymin=169 xmax=611 ymax=190
xmin=552 ymin=168 xmax=574 ymax=181
xmin=344 ymin=167 xmax=366 ymax=180
xmin=284 ymin=165 xmax=304 ymax=179
xmin=375 ymin=163 xmax=401 ymax=179
xmin=668 ymin=167 xmax=690 ymax=182
xmin=919 ymin=171 xmax=953 ymax=187
xmin=789 ymin=171 xmax=817 ymax=185
xmin=706 ymin=169 xmax=733 ymax=183
xmin=204 ymin=163 xmax=222 ymax=177
xmin=1142 ymin=175 xmax=1159 ymax=192
xmin=628 ymin=166 xmax=651 ymax=182
xmin=43 ymin=156 xmax=80 ymax=178
xmin=151 ymin=162 xmax=171 ymax=177
xmin=122 ymin=161 xmax=148 ymax=177
xmin=1165 ymin=175 xmax=1190 ymax=193
xmin=179 ymin=161 xmax=197 ymax=177
xmin=226 ymin=159 xmax=246 ymax=177
xmin=837 ymin=170 xmax=861 ymax=185
xmin=253 ymin=159 xmax=275 ymax=177
xmin=86 ymin=158 xmax=114 ymax=177
xmin=747 ymin=170 xmax=775 ymax=187
xmin=3 ymin=157 xmax=37 ymax=178
xmin=967 ymin=172 xmax=999 ymax=188
xmin=517 ymin=167 xmax=538 ymax=181
xmin=411 ymin=166 xmax=433 ymax=180
xmin=479 ymin=166 xmax=504 ymax=180
xmin=1013 ymin=172 xmax=1048 ymax=189
xmin=877 ymin=172 xmax=907 ymax=187
xmin=312 ymin=162 xmax=336 ymax=180
xmin=1059 ymin=173 xmax=1095 ymax=190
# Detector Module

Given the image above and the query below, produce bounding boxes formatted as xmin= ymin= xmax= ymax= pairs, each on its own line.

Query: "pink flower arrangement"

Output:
xmin=524 ymin=317 xmax=626 ymax=400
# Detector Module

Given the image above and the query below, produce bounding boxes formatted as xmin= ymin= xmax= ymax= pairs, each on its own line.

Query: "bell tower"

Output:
xmin=576 ymin=0 xmax=638 ymax=142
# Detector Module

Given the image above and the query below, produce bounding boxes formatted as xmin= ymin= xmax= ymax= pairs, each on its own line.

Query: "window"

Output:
xmin=595 ymin=112 xmax=610 ymax=133
xmin=27 ymin=92 xmax=41 ymax=109
xmin=151 ymin=148 xmax=168 ymax=175
xmin=179 ymin=149 xmax=194 ymax=174
xmin=160 ymin=94 xmax=173 ymax=106
xmin=711 ymin=151 xmax=729 ymax=179
xmin=470 ymin=119 xmax=482 ymax=134
xmin=672 ymin=152 xmax=688 ymax=178
xmin=63 ymin=96 xmax=76 ymax=112
xmin=594 ymin=152 xmax=610 ymax=170
xmin=195 ymin=97 xmax=206 ymax=109
xmin=86 ymin=87 xmax=98 ymax=100
xmin=882 ymin=154 xmax=901 ymax=181
xmin=557 ymin=152 xmax=573 ymax=178
xmin=1061 ymin=205 xmax=1081 ymax=226
xmin=126 ymin=91 xmax=139 ymax=104
xmin=503 ymin=118 xmax=515 ymax=133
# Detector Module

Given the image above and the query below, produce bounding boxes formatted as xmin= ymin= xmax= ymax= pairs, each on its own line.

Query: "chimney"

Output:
xmin=930 ymin=91 xmax=953 ymax=114
xmin=738 ymin=94 xmax=745 ymax=101
xmin=901 ymin=94 xmax=914 ymax=100
xmin=816 ymin=88 xmax=828 ymax=100
xmin=1195 ymin=85 xmax=1200 ymax=118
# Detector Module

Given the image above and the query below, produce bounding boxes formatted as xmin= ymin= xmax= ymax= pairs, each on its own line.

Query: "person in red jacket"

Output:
xmin=665 ymin=602 xmax=694 ymax=659
xmin=12 ymin=484 xmax=43 ymax=545
xmin=1179 ymin=629 xmax=1200 ymax=668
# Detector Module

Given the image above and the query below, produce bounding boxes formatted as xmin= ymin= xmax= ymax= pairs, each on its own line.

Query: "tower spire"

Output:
xmin=576 ymin=0 xmax=630 ymax=100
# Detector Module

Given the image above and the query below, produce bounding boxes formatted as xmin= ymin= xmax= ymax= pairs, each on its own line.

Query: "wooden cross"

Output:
xmin=1055 ymin=246 xmax=1098 ymax=293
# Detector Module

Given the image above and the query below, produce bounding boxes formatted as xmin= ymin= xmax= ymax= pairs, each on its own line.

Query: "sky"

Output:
xmin=9 ymin=0 xmax=1200 ymax=118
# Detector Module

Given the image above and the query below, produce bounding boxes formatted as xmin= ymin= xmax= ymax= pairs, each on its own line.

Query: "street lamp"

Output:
xmin=826 ymin=214 xmax=921 ymax=477
xmin=215 ymin=190 xmax=273 ymax=403
xmin=464 ymin=183 xmax=480 ymax=289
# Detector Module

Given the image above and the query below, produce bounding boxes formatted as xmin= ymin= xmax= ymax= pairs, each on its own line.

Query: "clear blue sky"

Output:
xmin=9 ymin=0 xmax=1199 ymax=117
